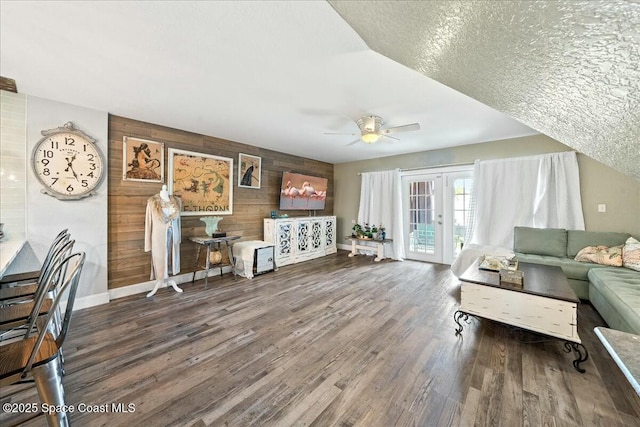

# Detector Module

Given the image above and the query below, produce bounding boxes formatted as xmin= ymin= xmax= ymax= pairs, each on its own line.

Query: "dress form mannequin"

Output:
xmin=145 ymin=184 xmax=183 ymax=297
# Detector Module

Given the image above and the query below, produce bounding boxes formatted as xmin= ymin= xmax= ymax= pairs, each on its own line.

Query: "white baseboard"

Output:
xmin=63 ymin=291 xmax=110 ymax=312
xmin=337 ymin=243 xmax=351 ymax=251
xmin=108 ymin=267 xmax=233 ymax=300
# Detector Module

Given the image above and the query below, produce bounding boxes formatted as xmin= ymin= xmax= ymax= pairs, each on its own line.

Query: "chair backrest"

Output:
xmin=23 ymin=252 xmax=85 ymax=375
xmin=36 ymin=230 xmax=71 ymax=284
xmin=27 ymin=239 xmax=75 ymax=319
xmin=23 ymin=240 xmax=76 ymax=337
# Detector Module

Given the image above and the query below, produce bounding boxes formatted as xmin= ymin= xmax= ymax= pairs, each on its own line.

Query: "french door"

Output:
xmin=402 ymin=173 xmax=442 ymax=263
xmin=402 ymin=169 xmax=473 ymax=264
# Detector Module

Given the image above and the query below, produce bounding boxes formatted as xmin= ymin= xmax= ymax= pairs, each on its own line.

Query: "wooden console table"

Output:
xmin=190 ymin=235 xmax=240 ymax=288
xmin=345 ymin=236 xmax=392 ymax=262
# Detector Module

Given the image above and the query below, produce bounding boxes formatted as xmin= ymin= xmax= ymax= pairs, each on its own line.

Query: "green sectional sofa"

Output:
xmin=513 ymin=226 xmax=640 ymax=334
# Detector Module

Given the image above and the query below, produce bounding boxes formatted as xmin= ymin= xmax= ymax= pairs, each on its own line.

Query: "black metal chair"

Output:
xmin=0 ymin=251 xmax=85 ymax=427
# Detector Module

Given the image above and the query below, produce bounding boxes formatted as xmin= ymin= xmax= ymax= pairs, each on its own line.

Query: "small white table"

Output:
xmin=346 ymin=236 xmax=392 ymax=262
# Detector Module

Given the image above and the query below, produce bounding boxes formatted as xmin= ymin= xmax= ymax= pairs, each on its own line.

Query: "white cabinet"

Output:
xmin=264 ymin=216 xmax=336 ymax=266
xmin=324 ymin=216 xmax=337 ymax=255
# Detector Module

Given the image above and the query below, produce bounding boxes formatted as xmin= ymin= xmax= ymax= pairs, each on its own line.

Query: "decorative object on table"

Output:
xmin=209 ymin=250 xmax=223 ymax=265
xmin=270 ymin=210 xmax=277 ymax=219
xmin=122 ymin=136 xmax=164 ymax=182
xmin=478 ymin=255 xmax=518 ymax=271
xmin=238 ymin=153 xmax=261 ymax=189
xmin=168 ymin=148 xmax=233 ymax=215
xmin=499 ymin=268 xmax=524 ymax=286
xmin=200 ymin=216 xmax=223 ymax=237
xmin=31 ymin=121 xmax=105 ymax=200
xmin=351 ymin=221 xmax=378 ymax=239
xmin=378 ymin=225 xmax=386 ymax=240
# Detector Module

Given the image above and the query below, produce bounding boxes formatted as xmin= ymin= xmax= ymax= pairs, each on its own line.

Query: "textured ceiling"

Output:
xmin=330 ymin=0 xmax=640 ymax=180
xmin=0 ymin=1 xmax=536 ymax=165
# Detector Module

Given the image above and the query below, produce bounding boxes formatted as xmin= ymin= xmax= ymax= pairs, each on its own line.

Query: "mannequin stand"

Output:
xmin=146 ymin=278 xmax=183 ymax=297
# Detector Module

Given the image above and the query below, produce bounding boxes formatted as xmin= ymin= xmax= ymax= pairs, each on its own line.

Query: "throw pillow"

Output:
xmin=574 ymin=245 xmax=623 ymax=266
xmin=623 ymin=237 xmax=640 ymax=272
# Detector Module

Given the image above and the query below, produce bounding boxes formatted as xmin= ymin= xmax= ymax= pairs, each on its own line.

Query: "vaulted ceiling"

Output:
xmin=1 ymin=1 xmax=637 ymax=180
xmin=330 ymin=0 xmax=640 ymax=180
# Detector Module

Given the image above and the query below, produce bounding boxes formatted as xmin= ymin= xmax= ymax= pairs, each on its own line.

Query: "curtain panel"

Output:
xmin=466 ymin=151 xmax=585 ymax=249
xmin=357 ymin=170 xmax=405 ymax=260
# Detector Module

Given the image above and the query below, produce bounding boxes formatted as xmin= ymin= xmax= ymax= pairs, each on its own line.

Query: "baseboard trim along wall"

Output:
xmin=108 ymin=266 xmax=234 ymax=301
xmin=337 ymin=243 xmax=351 ymax=251
xmin=63 ymin=292 xmax=110 ymax=313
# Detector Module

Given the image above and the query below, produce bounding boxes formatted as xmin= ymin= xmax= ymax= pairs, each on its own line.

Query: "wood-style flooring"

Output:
xmin=2 ymin=251 xmax=639 ymax=426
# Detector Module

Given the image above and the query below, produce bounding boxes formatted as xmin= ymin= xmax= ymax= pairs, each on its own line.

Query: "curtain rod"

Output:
xmin=401 ymin=162 xmax=474 ymax=171
xmin=357 ymin=161 xmax=474 ymax=175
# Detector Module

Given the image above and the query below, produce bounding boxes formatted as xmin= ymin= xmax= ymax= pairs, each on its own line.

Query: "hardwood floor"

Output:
xmin=2 ymin=251 xmax=639 ymax=426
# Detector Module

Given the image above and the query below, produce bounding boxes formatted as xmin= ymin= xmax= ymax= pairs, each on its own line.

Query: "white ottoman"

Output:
xmin=232 ymin=240 xmax=275 ymax=279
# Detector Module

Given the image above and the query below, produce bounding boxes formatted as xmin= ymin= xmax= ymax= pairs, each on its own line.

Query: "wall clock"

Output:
xmin=31 ymin=121 xmax=105 ymax=200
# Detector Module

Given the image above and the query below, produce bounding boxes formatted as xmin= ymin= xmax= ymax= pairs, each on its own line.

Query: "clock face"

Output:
xmin=32 ymin=130 xmax=104 ymax=199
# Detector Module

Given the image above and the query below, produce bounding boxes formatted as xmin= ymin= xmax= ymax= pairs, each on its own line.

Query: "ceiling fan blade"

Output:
xmin=324 ymin=132 xmax=359 ymax=136
xmin=347 ymin=138 xmax=361 ymax=146
xmin=381 ymin=134 xmax=400 ymax=142
xmin=381 ymin=123 xmax=420 ymax=135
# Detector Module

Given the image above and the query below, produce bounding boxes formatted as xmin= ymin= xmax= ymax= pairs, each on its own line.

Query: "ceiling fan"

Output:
xmin=325 ymin=115 xmax=420 ymax=145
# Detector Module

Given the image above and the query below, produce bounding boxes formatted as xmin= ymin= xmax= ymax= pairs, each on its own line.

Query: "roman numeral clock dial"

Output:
xmin=32 ymin=122 xmax=105 ymax=200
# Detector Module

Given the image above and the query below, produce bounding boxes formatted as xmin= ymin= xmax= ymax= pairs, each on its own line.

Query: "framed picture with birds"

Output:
xmin=168 ymin=148 xmax=233 ymax=215
xmin=238 ymin=153 xmax=261 ymax=189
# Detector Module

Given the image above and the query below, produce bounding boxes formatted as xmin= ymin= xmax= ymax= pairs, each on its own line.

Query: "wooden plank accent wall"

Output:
xmin=108 ymin=115 xmax=333 ymax=289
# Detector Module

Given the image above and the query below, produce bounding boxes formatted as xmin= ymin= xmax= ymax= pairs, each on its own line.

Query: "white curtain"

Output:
xmin=357 ymin=170 xmax=405 ymax=260
xmin=466 ymin=151 xmax=584 ymax=248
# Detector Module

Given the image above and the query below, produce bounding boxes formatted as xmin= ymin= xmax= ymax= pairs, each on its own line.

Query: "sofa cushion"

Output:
xmin=588 ymin=267 xmax=640 ymax=334
xmin=574 ymin=245 xmax=623 ymax=267
xmin=566 ymin=230 xmax=630 ymax=258
xmin=515 ymin=252 xmax=607 ymax=281
xmin=623 ymin=237 xmax=640 ymax=272
xmin=514 ymin=227 xmax=567 ymax=258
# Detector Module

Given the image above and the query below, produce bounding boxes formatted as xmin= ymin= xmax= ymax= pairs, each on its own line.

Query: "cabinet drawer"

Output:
xmin=461 ymin=282 xmax=578 ymax=342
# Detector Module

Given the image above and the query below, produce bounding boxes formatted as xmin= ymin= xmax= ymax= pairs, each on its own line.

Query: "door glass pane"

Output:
xmin=452 ymin=177 xmax=473 ymax=258
xmin=408 ymin=179 xmax=436 ymax=255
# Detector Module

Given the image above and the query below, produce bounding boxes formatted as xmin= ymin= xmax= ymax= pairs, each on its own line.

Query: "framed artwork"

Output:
xmin=122 ymin=136 xmax=164 ymax=182
xmin=168 ymin=148 xmax=233 ymax=215
xmin=238 ymin=153 xmax=261 ymax=189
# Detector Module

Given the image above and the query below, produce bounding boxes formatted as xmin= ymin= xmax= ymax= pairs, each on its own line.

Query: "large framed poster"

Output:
xmin=168 ymin=148 xmax=233 ymax=215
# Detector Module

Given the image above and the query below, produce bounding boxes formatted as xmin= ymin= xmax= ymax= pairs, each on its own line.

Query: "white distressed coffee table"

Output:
xmin=455 ymin=257 xmax=588 ymax=372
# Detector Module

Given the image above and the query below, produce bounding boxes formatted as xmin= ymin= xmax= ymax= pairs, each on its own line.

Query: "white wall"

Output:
xmin=335 ymin=135 xmax=640 ymax=246
xmin=26 ymin=96 xmax=109 ymax=308
xmin=0 ymin=91 xmax=27 ymax=241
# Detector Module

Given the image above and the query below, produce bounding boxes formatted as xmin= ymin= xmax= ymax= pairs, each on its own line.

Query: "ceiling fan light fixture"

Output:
xmin=361 ymin=132 xmax=381 ymax=144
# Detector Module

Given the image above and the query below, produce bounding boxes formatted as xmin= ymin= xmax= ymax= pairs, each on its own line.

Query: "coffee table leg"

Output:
xmin=454 ymin=310 xmax=469 ymax=336
xmin=563 ymin=341 xmax=589 ymax=373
